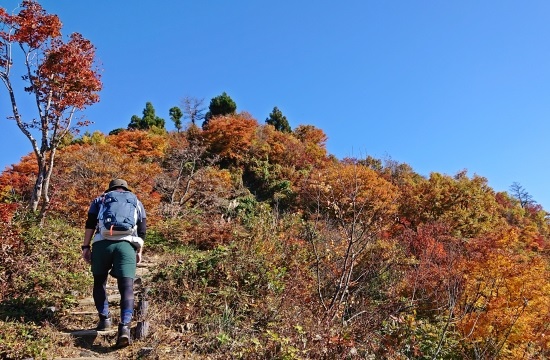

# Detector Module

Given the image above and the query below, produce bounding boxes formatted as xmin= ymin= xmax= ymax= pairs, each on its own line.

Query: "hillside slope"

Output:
xmin=1 ymin=124 xmax=550 ymax=359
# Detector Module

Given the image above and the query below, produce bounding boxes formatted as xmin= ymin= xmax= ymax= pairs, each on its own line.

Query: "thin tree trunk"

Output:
xmin=38 ymin=146 xmax=57 ymax=223
xmin=31 ymin=156 xmax=46 ymax=212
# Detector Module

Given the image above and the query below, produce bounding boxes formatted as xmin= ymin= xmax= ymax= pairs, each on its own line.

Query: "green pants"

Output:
xmin=91 ymin=240 xmax=136 ymax=279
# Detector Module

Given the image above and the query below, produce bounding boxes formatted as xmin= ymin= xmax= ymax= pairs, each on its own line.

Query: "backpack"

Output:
xmin=98 ymin=190 xmax=139 ymax=239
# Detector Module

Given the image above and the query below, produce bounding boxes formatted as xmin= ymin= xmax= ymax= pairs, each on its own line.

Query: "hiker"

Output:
xmin=81 ymin=178 xmax=146 ymax=348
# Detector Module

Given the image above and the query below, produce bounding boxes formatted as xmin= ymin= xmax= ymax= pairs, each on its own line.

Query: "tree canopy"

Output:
xmin=203 ymin=91 xmax=237 ymax=128
xmin=266 ymin=106 xmax=291 ymax=133
xmin=128 ymin=101 xmax=166 ymax=131
xmin=169 ymin=106 xmax=183 ymax=132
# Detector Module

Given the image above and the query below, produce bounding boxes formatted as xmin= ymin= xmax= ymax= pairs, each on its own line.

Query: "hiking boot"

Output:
xmin=116 ymin=323 xmax=131 ymax=348
xmin=96 ymin=314 xmax=112 ymax=331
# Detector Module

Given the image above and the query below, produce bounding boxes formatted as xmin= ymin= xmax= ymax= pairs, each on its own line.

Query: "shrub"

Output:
xmin=2 ymin=217 xmax=91 ymax=323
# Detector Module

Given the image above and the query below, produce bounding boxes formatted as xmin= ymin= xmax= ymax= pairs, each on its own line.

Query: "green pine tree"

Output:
xmin=128 ymin=102 xmax=166 ymax=130
xmin=266 ymin=106 xmax=291 ymax=133
xmin=203 ymin=92 xmax=237 ymax=129
xmin=169 ymin=106 xmax=183 ymax=132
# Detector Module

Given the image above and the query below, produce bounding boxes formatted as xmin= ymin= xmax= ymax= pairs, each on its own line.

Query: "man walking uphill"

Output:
xmin=81 ymin=179 xmax=147 ymax=348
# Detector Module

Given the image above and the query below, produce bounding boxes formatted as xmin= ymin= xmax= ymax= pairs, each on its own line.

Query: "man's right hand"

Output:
xmin=82 ymin=248 xmax=92 ymax=264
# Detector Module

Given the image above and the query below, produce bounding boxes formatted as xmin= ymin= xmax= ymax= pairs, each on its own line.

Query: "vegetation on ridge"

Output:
xmin=0 ymin=115 xmax=549 ymax=359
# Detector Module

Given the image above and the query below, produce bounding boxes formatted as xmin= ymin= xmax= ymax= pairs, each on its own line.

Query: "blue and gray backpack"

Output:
xmin=98 ymin=190 xmax=138 ymax=238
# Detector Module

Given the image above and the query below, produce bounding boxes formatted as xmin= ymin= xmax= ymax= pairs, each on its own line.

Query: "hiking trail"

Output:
xmin=52 ymin=257 xmax=157 ymax=360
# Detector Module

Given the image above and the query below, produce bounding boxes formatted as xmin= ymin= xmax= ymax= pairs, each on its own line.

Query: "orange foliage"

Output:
xmin=2 ymin=1 xmax=61 ymax=48
xmin=49 ymin=142 xmax=162 ymax=225
xmin=305 ymin=161 xmax=398 ymax=226
xmin=166 ymin=131 xmax=190 ymax=149
xmin=302 ymin=162 xmax=399 ymax=321
xmin=107 ymin=130 xmax=168 ymax=162
xmin=186 ymin=215 xmax=234 ymax=250
xmin=293 ymin=124 xmax=329 ymax=168
xmin=458 ymin=227 xmax=550 ymax=358
xmin=0 ymin=202 xmax=21 ymax=246
xmin=252 ymin=124 xmax=329 ymax=172
xmin=0 ymin=153 xmax=37 ymax=202
xmin=203 ymin=113 xmax=259 ymax=165
xmin=156 ymin=131 xmax=238 ymax=218
xmin=187 ymin=167 xmax=235 ymax=209
xmin=2 ymin=1 xmax=101 ymax=113
xmin=398 ymin=171 xmax=503 ymax=238
xmin=249 ymin=124 xmax=286 ymax=162
xmin=1 ymin=87 xmax=550 ymax=359
xmin=38 ymin=32 xmax=102 ymax=113
xmin=294 ymin=124 xmax=327 ymax=146
xmin=159 ymin=165 xmax=236 ymax=219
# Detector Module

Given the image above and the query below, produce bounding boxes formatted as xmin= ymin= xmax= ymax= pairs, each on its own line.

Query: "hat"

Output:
xmin=106 ymin=178 xmax=131 ymax=192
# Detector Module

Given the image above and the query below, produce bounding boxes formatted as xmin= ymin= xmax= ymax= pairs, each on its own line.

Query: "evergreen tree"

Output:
xmin=128 ymin=102 xmax=166 ymax=130
xmin=109 ymin=128 xmax=126 ymax=136
xmin=266 ymin=106 xmax=291 ymax=133
xmin=203 ymin=92 xmax=237 ymax=129
xmin=169 ymin=106 xmax=183 ymax=132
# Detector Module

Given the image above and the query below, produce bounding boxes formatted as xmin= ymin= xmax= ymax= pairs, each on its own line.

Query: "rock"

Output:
xmin=138 ymin=347 xmax=154 ymax=358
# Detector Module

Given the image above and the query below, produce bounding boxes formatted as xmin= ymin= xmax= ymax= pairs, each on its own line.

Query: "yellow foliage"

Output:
xmin=308 ymin=162 xmax=399 ymax=227
xmin=458 ymin=227 xmax=550 ymax=357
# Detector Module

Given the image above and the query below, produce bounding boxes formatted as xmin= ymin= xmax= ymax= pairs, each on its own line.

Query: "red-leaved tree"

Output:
xmin=0 ymin=1 xmax=102 ymax=222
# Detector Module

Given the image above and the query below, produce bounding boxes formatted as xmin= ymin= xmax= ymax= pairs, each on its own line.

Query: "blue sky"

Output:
xmin=1 ymin=1 xmax=550 ymax=209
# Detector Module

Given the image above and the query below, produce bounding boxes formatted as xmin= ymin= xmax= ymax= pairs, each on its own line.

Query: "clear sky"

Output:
xmin=1 ymin=1 xmax=550 ymax=210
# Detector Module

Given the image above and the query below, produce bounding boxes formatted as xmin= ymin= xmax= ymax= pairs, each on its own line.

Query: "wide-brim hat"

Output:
xmin=106 ymin=178 xmax=131 ymax=192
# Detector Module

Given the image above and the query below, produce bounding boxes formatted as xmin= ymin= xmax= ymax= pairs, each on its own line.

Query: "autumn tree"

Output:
xmin=293 ymin=124 xmax=329 ymax=168
xmin=244 ymin=124 xmax=326 ymax=209
xmin=266 ymin=106 xmax=291 ymax=133
xmin=107 ymin=129 xmax=168 ymax=162
xmin=128 ymin=101 xmax=165 ymax=130
xmin=203 ymin=91 xmax=237 ymax=129
xmin=0 ymin=1 xmax=102 ymax=221
xmin=203 ymin=112 xmax=258 ymax=167
xmin=358 ymin=155 xmax=383 ymax=172
xmin=398 ymin=222 xmax=464 ymax=358
xmin=50 ymin=141 xmax=162 ymax=225
xmin=457 ymin=227 xmax=550 ymax=358
xmin=169 ymin=106 xmax=183 ymax=132
xmin=398 ymin=171 xmax=504 ymax=238
xmin=302 ymin=161 xmax=399 ymax=323
xmin=250 ymin=123 xmax=323 ymax=172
